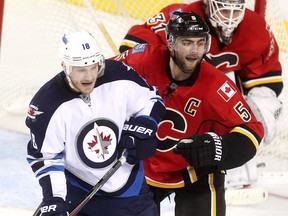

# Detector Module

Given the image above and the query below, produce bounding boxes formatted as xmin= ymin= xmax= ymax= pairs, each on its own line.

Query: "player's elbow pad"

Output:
xmin=220 ymin=133 xmax=257 ymax=170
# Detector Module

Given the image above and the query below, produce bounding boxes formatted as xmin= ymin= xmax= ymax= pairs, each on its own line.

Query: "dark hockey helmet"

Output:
xmin=166 ymin=11 xmax=211 ymax=52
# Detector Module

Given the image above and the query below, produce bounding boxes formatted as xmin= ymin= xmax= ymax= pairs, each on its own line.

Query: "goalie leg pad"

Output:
xmin=245 ymin=86 xmax=283 ymax=144
xmin=225 ymin=157 xmax=258 ymax=189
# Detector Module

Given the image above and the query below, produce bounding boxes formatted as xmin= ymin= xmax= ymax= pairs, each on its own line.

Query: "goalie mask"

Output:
xmin=58 ymin=30 xmax=105 ymax=78
xmin=204 ymin=0 xmax=246 ymax=45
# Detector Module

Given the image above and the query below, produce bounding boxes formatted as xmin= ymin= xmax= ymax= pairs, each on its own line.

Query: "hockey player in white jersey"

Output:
xmin=26 ymin=30 xmax=166 ymax=216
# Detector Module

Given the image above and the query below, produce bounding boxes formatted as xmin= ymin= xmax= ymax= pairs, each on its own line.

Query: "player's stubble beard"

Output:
xmin=171 ymin=50 xmax=202 ymax=75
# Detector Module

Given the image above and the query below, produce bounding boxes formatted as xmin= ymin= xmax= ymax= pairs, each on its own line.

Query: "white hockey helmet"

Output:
xmin=204 ymin=0 xmax=246 ymax=44
xmin=58 ymin=30 xmax=105 ymax=77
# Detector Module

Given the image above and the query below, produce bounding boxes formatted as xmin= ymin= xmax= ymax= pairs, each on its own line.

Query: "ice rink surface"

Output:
xmin=0 ymin=129 xmax=287 ymax=216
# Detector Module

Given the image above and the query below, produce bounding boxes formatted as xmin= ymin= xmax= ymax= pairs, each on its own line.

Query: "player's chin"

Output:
xmin=80 ymin=84 xmax=94 ymax=94
xmin=184 ymin=62 xmax=198 ymax=71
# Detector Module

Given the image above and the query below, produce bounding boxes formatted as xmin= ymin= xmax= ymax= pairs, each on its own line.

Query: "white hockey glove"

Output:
xmin=245 ymin=86 xmax=282 ymax=144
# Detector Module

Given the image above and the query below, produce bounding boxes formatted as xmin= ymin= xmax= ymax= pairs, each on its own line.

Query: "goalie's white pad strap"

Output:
xmin=245 ymin=86 xmax=282 ymax=144
xmin=225 ymin=187 xmax=268 ymax=205
xmin=225 ymin=157 xmax=258 ymax=189
xmin=258 ymin=171 xmax=288 ymax=186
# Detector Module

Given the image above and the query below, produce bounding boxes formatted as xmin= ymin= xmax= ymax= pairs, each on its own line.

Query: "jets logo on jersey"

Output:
xmin=27 ymin=104 xmax=44 ymax=119
xmin=86 ymin=123 xmax=112 ymax=159
xmin=77 ymin=118 xmax=119 ymax=168
xmin=217 ymin=81 xmax=237 ymax=102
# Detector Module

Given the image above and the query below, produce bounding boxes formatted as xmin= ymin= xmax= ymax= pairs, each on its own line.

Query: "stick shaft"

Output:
xmin=33 ymin=150 xmax=127 ymax=216
xmin=70 ymin=151 xmax=127 ymax=216
xmin=32 ymin=202 xmax=42 ymax=216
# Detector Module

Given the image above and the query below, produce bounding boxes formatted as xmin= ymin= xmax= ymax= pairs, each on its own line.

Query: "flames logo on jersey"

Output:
xmin=27 ymin=104 xmax=44 ymax=119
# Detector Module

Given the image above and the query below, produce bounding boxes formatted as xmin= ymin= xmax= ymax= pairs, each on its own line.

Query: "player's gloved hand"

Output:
xmin=173 ymin=132 xmax=225 ymax=168
xmin=118 ymin=116 xmax=158 ymax=164
xmin=40 ymin=197 xmax=69 ymax=216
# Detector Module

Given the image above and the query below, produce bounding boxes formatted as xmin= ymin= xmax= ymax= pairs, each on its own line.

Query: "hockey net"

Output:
xmin=0 ymin=0 xmax=287 ymax=174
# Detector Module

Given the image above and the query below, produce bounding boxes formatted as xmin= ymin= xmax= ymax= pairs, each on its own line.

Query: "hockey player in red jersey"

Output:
xmin=114 ymin=11 xmax=264 ymax=215
xmin=119 ymin=0 xmax=283 ymax=191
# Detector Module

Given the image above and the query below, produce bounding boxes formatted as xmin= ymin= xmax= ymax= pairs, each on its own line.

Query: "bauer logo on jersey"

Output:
xmin=77 ymin=119 xmax=119 ymax=168
xmin=27 ymin=104 xmax=44 ymax=119
xmin=217 ymin=81 xmax=237 ymax=102
xmin=132 ymin=43 xmax=147 ymax=54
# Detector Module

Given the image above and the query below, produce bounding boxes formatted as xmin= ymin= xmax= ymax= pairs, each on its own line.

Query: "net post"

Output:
xmin=254 ymin=0 xmax=266 ymax=18
xmin=0 ymin=0 xmax=4 ymax=56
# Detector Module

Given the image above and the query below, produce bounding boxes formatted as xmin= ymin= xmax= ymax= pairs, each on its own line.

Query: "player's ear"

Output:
xmin=61 ymin=61 xmax=66 ymax=71
xmin=166 ymin=35 xmax=174 ymax=52
xmin=167 ymin=43 xmax=173 ymax=52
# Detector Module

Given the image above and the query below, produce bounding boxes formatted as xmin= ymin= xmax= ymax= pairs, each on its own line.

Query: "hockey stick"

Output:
xmin=32 ymin=203 xmax=42 ymax=216
xmin=33 ymin=149 xmax=128 ymax=216
xmin=69 ymin=149 xmax=128 ymax=216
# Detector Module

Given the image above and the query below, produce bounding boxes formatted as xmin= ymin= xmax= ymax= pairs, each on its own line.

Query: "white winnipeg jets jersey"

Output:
xmin=26 ymin=60 xmax=165 ymax=200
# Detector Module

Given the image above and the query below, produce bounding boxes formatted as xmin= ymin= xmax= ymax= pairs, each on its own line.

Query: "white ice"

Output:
xmin=0 ymin=129 xmax=288 ymax=216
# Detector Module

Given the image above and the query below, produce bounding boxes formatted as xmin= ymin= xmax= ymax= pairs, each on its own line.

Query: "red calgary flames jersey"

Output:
xmin=120 ymin=1 xmax=283 ymax=96
xmin=114 ymin=43 xmax=264 ymax=188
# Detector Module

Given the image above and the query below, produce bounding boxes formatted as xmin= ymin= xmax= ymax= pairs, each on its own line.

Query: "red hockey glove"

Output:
xmin=173 ymin=132 xmax=225 ymax=168
xmin=118 ymin=116 xmax=158 ymax=164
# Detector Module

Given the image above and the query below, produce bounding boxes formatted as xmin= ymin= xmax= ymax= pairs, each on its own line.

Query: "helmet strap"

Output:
xmin=65 ymin=73 xmax=81 ymax=93
xmin=62 ymin=62 xmax=80 ymax=92
xmin=62 ymin=63 xmax=80 ymax=92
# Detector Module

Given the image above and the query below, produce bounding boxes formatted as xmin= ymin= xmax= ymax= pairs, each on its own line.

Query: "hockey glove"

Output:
xmin=173 ymin=132 xmax=225 ymax=168
xmin=118 ymin=116 xmax=158 ymax=164
xmin=40 ymin=197 xmax=69 ymax=216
